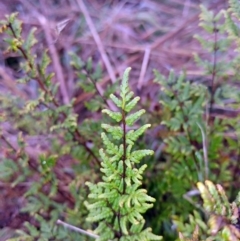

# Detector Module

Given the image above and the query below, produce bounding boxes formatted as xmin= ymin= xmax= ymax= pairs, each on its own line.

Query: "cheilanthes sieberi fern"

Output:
xmin=84 ymin=67 xmax=162 ymax=241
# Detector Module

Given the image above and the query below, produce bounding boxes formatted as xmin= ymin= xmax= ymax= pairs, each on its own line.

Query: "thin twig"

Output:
xmin=76 ymin=0 xmax=116 ymax=83
xmin=18 ymin=0 xmax=70 ymax=104
xmin=74 ymin=53 xmax=141 ymax=106
xmin=183 ymin=189 xmax=205 ymax=212
xmin=8 ymin=23 xmax=59 ymax=107
xmin=197 ymin=122 xmax=209 ymax=180
xmin=137 ymin=46 xmax=151 ymax=90
xmin=56 ymin=219 xmax=99 ymax=239
xmin=151 ymin=14 xmax=199 ymax=49
xmin=1 ymin=133 xmax=17 ymax=151
xmin=37 ymin=14 xmax=70 ymax=105
xmin=209 ymin=21 xmax=218 ymax=122
xmin=86 ymin=72 xmax=117 ymax=111
xmin=73 ymin=39 xmax=197 ymax=56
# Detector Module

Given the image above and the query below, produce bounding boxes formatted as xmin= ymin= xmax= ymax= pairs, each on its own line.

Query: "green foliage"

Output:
xmin=146 ymin=69 xmax=208 ymax=239
xmin=85 ymin=68 xmax=162 ymax=241
xmin=70 ymin=52 xmax=118 ymax=112
xmin=175 ymin=211 xmax=209 ymax=241
xmin=2 ymin=1 xmax=240 ymax=241
xmin=0 ymin=12 xmax=100 ymax=241
xmin=143 ymin=2 xmax=240 ymax=240
xmin=179 ymin=180 xmax=240 ymax=241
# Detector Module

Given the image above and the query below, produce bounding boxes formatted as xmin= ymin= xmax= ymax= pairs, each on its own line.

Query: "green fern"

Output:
xmin=179 ymin=180 xmax=240 ymax=241
xmin=198 ymin=180 xmax=240 ymax=241
xmin=84 ymin=67 xmax=162 ymax=241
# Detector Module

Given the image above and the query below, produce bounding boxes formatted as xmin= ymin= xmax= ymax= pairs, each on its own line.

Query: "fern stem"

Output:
xmin=186 ymin=129 xmax=202 ymax=181
xmin=175 ymin=93 xmax=202 ymax=180
xmin=122 ymin=109 xmax=127 ymax=194
xmin=209 ymin=21 xmax=218 ymax=124
xmin=86 ymin=71 xmax=110 ymax=109
xmin=117 ymin=211 xmax=122 ymax=239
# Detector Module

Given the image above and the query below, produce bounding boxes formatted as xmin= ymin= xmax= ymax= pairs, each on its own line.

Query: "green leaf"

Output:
xmin=126 ymin=109 xmax=145 ymax=126
xmin=102 ymin=109 xmax=122 ymax=122
xmin=125 ymin=96 xmax=140 ymax=112
xmin=120 ymin=67 xmax=131 ymax=98
xmin=101 ymin=124 xmax=123 ymax=139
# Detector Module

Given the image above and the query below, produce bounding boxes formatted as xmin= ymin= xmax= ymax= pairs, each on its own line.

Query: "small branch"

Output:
xmin=197 ymin=122 xmax=209 ymax=180
xmin=7 ymin=22 xmax=101 ymax=167
xmin=209 ymin=21 xmax=218 ymax=123
xmin=76 ymin=0 xmax=116 ymax=83
xmin=1 ymin=134 xmax=17 ymax=151
xmin=73 ymin=54 xmax=141 ymax=107
xmin=186 ymin=127 xmax=202 ymax=181
xmin=56 ymin=219 xmax=99 ymax=239
xmin=37 ymin=14 xmax=70 ymax=105
xmin=74 ymin=130 xmax=101 ymax=167
xmin=8 ymin=23 xmax=59 ymax=107
xmin=137 ymin=46 xmax=151 ymax=91
xmin=86 ymin=72 xmax=116 ymax=111
xmin=18 ymin=0 xmax=70 ymax=105
xmin=151 ymin=14 xmax=199 ymax=49
xmin=183 ymin=189 xmax=204 ymax=212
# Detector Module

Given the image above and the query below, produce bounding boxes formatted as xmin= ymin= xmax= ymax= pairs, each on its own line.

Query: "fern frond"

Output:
xmin=85 ymin=68 xmax=162 ymax=240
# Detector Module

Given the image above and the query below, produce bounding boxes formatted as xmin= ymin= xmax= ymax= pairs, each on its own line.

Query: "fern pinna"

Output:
xmin=84 ymin=67 xmax=161 ymax=241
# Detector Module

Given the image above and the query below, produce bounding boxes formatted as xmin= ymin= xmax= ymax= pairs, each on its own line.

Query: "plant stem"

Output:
xmin=209 ymin=21 xmax=218 ymax=124
xmin=122 ymin=109 xmax=127 ymax=194
xmin=7 ymin=23 xmax=101 ymax=167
